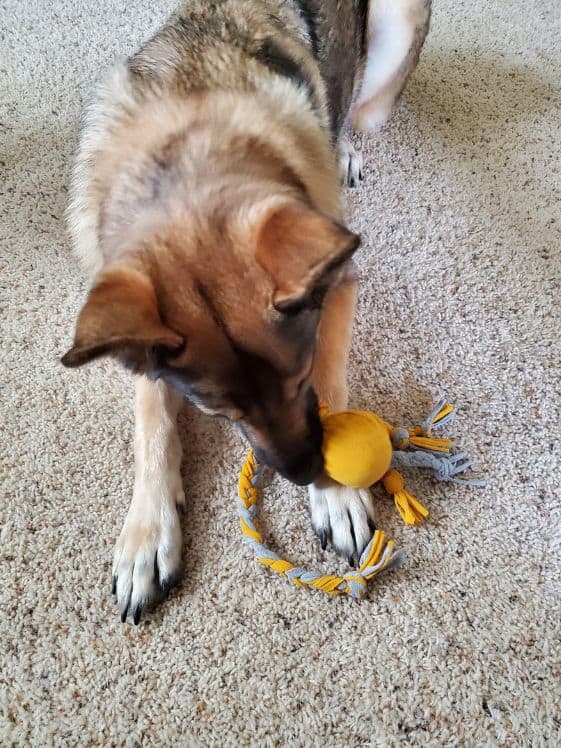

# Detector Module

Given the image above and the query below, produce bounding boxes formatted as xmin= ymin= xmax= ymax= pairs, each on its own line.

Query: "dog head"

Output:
xmin=62 ymin=198 xmax=358 ymax=485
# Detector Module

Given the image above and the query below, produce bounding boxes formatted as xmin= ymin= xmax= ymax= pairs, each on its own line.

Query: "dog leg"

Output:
xmin=338 ymin=134 xmax=364 ymax=188
xmin=308 ymin=277 xmax=377 ymax=564
xmin=311 ymin=276 xmax=356 ymax=411
xmin=112 ymin=376 xmax=184 ymax=623
xmin=352 ymin=0 xmax=431 ymax=132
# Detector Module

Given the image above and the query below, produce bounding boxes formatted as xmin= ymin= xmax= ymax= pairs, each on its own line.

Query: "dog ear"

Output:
xmin=256 ymin=203 xmax=360 ymax=308
xmin=61 ymin=266 xmax=183 ymax=369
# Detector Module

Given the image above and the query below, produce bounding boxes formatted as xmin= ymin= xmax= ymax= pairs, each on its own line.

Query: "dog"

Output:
xmin=62 ymin=0 xmax=431 ymax=623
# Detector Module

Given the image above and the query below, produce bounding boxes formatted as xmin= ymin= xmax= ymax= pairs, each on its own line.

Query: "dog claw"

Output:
xmin=133 ymin=605 xmax=142 ymax=625
xmin=159 ymin=572 xmax=181 ymax=597
xmin=111 ymin=576 xmax=117 ymax=595
xmin=120 ymin=605 xmax=129 ymax=624
xmin=319 ymin=530 xmax=328 ymax=551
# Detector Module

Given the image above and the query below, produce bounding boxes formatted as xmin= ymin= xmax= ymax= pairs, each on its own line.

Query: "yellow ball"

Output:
xmin=322 ymin=410 xmax=393 ymax=489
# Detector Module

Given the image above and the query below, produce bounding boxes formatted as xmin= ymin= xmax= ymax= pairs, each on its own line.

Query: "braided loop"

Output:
xmin=237 ymin=452 xmax=403 ymax=598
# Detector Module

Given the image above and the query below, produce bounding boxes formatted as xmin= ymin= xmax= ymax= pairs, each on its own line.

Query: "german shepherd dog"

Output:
xmin=62 ymin=0 xmax=431 ymax=622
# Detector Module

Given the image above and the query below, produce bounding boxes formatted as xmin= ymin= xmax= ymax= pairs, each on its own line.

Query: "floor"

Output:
xmin=1 ymin=0 xmax=560 ymax=744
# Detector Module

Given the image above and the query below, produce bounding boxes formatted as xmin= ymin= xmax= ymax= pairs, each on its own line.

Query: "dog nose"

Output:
xmin=284 ymin=456 xmax=324 ymax=485
xmin=274 ymin=446 xmax=324 ymax=486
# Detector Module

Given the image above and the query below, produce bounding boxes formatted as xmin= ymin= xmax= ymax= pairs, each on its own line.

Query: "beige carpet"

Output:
xmin=2 ymin=0 xmax=560 ymax=745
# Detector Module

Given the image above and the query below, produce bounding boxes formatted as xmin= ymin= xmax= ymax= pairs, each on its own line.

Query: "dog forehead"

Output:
xmin=191 ymin=288 xmax=313 ymax=380
xmin=153 ymin=232 xmax=316 ymax=377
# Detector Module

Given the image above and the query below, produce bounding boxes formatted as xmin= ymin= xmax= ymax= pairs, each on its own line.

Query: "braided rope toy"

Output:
xmin=237 ymin=399 xmax=484 ymax=599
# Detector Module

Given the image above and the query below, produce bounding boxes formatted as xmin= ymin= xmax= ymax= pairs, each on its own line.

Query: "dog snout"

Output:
xmin=241 ymin=383 xmax=325 ymax=485
xmin=256 ymin=442 xmax=324 ymax=486
xmin=256 ymin=394 xmax=324 ymax=484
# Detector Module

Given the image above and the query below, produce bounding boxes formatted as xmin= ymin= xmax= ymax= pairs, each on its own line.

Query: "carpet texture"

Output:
xmin=1 ymin=1 xmax=560 ymax=745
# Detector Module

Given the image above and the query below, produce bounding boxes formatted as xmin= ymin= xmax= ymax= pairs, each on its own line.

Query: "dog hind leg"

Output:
xmin=352 ymin=0 xmax=431 ymax=132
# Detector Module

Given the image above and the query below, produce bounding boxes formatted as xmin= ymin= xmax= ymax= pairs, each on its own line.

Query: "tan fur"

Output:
xmin=311 ymin=277 xmax=359 ymax=411
xmin=61 ymin=266 xmax=183 ymax=367
xmin=255 ymin=203 xmax=358 ymax=305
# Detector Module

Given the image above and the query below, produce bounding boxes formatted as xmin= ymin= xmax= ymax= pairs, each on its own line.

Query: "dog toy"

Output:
xmin=237 ymin=398 xmax=484 ymax=598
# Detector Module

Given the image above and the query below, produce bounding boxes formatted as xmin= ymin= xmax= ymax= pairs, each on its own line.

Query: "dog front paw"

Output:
xmin=112 ymin=485 xmax=183 ymax=624
xmin=308 ymin=481 xmax=376 ymax=565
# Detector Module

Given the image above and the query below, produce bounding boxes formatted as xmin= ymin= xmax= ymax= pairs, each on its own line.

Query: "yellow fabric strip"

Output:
xmin=240 ymin=518 xmax=263 ymax=543
xmin=433 ymin=403 xmax=454 ymax=424
xmin=238 ymin=452 xmax=259 ymax=507
xmin=291 ymin=578 xmax=307 ymax=588
xmin=360 ymin=530 xmax=385 ymax=570
xmin=311 ymin=575 xmax=346 ymax=593
xmin=409 ymin=435 xmax=452 ymax=453
xmin=394 ymin=490 xmax=429 ymax=525
xmin=259 ymin=558 xmax=294 ymax=575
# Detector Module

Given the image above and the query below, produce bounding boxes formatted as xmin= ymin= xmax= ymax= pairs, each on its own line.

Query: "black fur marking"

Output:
xmin=254 ymin=38 xmax=323 ymax=119
xmin=195 ymin=281 xmax=229 ymax=338
xmin=296 ymin=0 xmax=369 ymax=139
xmin=255 ymin=38 xmax=312 ymax=96
xmin=348 ymin=509 xmax=358 ymax=560
xmin=153 ymin=553 xmax=160 ymax=586
xmin=294 ymin=0 xmax=320 ymax=59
